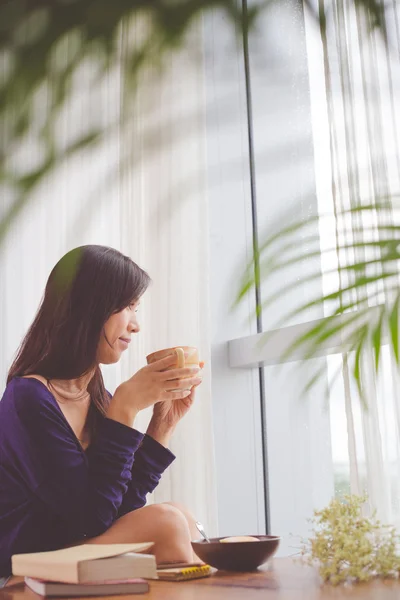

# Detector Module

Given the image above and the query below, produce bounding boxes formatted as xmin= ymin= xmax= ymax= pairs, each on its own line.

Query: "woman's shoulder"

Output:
xmin=6 ymin=374 xmax=49 ymax=392
xmin=2 ymin=376 xmax=56 ymax=415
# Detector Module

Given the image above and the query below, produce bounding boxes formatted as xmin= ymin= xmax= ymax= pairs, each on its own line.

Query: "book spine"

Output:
xmin=12 ymin=560 xmax=78 ymax=584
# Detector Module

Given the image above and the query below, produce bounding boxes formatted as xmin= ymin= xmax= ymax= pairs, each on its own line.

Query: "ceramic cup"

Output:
xmin=146 ymin=346 xmax=199 ymax=392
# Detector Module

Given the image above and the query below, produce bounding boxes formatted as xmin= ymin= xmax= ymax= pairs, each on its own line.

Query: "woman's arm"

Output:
xmin=117 ymin=434 xmax=175 ymax=517
xmin=116 ymin=371 xmax=203 ymax=518
xmin=9 ymin=379 xmax=143 ymax=540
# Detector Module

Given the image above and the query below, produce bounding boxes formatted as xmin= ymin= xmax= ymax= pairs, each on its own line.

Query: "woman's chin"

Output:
xmin=98 ymin=351 xmax=123 ymax=365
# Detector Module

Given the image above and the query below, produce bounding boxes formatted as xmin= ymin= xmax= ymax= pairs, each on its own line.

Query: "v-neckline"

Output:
xmin=16 ymin=376 xmax=90 ymax=453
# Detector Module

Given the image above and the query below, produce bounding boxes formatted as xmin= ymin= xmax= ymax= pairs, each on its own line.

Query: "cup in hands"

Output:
xmin=146 ymin=346 xmax=200 ymax=393
xmin=111 ymin=347 xmax=202 ymax=423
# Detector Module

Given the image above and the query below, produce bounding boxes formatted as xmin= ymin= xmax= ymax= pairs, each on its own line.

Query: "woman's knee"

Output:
xmin=162 ymin=501 xmax=195 ymax=522
xmin=163 ymin=502 xmax=197 ymax=532
xmin=149 ymin=504 xmax=192 ymax=562
xmin=150 ymin=504 xmax=191 ymax=539
xmin=89 ymin=503 xmax=193 ymax=563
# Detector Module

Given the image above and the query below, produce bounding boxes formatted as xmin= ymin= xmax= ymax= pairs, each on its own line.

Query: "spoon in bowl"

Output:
xmin=195 ymin=521 xmax=211 ymax=543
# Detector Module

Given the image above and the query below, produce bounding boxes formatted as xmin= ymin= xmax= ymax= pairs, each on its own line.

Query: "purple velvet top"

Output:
xmin=0 ymin=377 xmax=175 ymax=576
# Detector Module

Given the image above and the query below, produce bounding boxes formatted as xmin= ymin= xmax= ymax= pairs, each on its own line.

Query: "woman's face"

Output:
xmin=96 ymin=300 xmax=141 ymax=364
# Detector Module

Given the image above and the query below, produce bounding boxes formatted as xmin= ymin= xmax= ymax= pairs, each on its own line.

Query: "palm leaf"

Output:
xmin=279 ymin=308 xmax=370 ymax=362
xmin=353 ymin=325 xmax=369 ymax=397
xmin=389 ymin=294 xmax=400 ymax=364
xmin=0 ymin=0 xmax=391 ymax=246
xmin=371 ymin=307 xmax=385 ymax=372
xmin=1 ymin=0 xmax=268 ymax=245
xmin=235 ymin=203 xmax=400 ymax=401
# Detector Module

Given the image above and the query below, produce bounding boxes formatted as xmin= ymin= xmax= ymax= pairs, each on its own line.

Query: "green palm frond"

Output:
xmin=0 ymin=0 xmax=390 ymax=247
xmin=236 ymin=202 xmax=400 ymax=398
xmin=0 ymin=0 xmax=272 ymax=244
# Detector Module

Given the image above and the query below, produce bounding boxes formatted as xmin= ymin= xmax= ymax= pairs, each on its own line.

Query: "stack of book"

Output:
xmin=12 ymin=543 xmax=156 ymax=597
xmin=12 ymin=543 xmax=212 ymax=596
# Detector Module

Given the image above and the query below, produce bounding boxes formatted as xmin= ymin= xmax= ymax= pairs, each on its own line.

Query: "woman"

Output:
xmin=0 ymin=245 xmax=203 ymax=579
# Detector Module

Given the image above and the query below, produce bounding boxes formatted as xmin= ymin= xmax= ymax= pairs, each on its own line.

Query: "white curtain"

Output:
xmin=306 ymin=0 xmax=400 ymax=526
xmin=116 ymin=18 xmax=218 ymax=532
xmin=0 ymin=16 xmax=218 ymax=534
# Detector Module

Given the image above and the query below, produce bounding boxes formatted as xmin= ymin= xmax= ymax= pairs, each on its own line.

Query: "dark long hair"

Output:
xmin=8 ymin=245 xmax=150 ymax=424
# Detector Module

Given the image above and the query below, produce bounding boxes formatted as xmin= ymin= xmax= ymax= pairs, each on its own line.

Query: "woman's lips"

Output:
xmin=119 ymin=337 xmax=131 ymax=349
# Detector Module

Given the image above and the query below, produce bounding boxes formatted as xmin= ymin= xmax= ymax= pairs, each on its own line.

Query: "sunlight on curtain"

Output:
xmin=115 ymin=16 xmax=218 ymax=533
xmin=306 ymin=1 xmax=400 ymax=526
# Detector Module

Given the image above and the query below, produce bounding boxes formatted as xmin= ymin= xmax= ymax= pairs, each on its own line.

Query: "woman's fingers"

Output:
xmin=147 ymin=354 xmax=205 ymax=374
xmin=158 ymin=365 xmax=200 ymax=381
xmin=163 ymin=375 xmax=202 ymax=391
xmin=163 ymin=389 xmax=192 ymax=400
xmin=147 ymin=354 xmax=178 ymax=372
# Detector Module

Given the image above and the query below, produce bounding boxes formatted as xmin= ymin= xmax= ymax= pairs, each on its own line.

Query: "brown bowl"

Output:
xmin=191 ymin=535 xmax=280 ymax=572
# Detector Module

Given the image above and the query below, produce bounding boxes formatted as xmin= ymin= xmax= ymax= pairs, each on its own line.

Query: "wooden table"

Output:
xmin=4 ymin=558 xmax=400 ymax=599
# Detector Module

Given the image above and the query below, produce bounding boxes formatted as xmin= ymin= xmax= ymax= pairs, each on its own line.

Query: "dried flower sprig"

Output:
xmin=301 ymin=495 xmax=400 ymax=585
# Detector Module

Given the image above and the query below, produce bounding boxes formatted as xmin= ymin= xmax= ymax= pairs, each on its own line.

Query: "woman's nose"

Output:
xmin=128 ymin=318 xmax=140 ymax=333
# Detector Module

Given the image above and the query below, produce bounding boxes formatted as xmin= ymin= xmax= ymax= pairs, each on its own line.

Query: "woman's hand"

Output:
xmin=107 ymin=355 xmax=202 ymax=427
xmin=146 ymin=361 xmax=204 ymax=446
